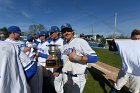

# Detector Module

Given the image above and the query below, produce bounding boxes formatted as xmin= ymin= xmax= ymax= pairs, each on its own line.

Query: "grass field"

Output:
xmin=83 ymin=68 xmax=111 ymax=93
xmin=83 ymin=47 xmax=130 ymax=93
xmin=93 ymin=47 xmax=122 ymax=69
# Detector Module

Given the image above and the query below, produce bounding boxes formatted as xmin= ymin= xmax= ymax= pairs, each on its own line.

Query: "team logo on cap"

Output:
xmin=63 ymin=23 xmax=69 ymax=27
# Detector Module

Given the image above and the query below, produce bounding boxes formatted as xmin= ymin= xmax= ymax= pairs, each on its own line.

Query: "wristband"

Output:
xmin=74 ymin=55 xmax=79 ymax=62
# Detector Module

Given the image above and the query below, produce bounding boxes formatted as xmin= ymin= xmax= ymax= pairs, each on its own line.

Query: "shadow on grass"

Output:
xmin=88 ymin=66 xmax=131 ymax=93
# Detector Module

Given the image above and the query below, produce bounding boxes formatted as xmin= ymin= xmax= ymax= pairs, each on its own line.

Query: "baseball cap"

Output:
xmin=50 ymin=26 xmax=60 ymax=33
xmin=80 ymin=33 xmax=84 ymax=37
xmin=38 ymin=31 xmax=47 ymax=36
xmin=27 ymin=35 xmax=33 ymax=42
xmin=61 ymin=23 xmax=72 ymax=31
xmin=8 ymin=26 xmax=21 ymax=34
xmin=34 ymin=31 xmax=40 ymax=35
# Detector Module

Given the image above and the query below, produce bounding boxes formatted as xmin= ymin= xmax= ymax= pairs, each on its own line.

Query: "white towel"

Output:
xmin=0 ymin=41 xmax=30 ymax=93
xmin=115 ymin=40 xmax=140 ymax=76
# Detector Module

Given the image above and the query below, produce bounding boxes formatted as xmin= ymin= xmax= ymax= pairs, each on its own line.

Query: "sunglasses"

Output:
xmin=61 ymin=29 xmax=73 ymax=34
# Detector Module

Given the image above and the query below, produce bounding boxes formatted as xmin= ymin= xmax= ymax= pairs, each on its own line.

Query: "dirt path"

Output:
xmin=88 ymin=61 xmax=129 ymax=87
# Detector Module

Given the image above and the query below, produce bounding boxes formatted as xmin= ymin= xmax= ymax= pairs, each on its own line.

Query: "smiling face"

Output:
xmin=61 ymin=28 xmax=74 ymax=41
xmin=50 ymin=32 xmax=59 ymax=39
xmin=39 ymin=35 xmax=46 ymax=41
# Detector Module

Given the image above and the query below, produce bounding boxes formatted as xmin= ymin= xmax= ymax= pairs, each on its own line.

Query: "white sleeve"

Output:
xmin=79 ymin=39 xmax=96 ymax=55
xmin=19 ymin=51 xmax=37 ymax=78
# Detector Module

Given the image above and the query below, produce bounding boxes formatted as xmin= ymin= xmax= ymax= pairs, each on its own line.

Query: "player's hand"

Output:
xmin=34 ymin=52 xmax=39 ymax=57
xmin=85 ymin=74 xmax=88 ymax=80
xmin=52 ymin=72 xmax=60 ymax=77
xmin=46 ymin=55 xmax=52 ymax=60
xmin=23 ymin=47 xmax=31 ymax=52
xmin=67 ymin=47 xmax=76 ymax=62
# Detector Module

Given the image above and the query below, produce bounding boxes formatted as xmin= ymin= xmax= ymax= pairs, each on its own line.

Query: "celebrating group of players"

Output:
xmin=0 ymin=23 xmax=98 ymax=93
xmin=2 ymin=23 xmax=140 ymax=93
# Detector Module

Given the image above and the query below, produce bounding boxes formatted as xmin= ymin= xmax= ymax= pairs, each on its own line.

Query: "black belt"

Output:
xmin=64 ymin=72 xmax=77 ymax=77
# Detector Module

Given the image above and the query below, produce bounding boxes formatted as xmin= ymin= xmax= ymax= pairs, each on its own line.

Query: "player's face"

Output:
xmin=13 ymin=32 xmax=21 ymax=40
xmin=39 ymin=35 xmax=46 ymax=41
xmin=34 ymin=34 xmax=39 ymax=39
xmin=62 ymin=31 xmax=74 ymax=41
xmin=51 ymin=32 xmax=59 ymax=39
xmin=132 ymin=35 xmax=140 ymax=40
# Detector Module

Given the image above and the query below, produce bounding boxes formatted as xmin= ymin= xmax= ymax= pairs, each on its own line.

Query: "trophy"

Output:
xmin=46 ymin=44 xmax=61 ymax=68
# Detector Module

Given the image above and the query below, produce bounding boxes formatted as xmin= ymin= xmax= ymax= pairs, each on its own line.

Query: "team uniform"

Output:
xmin=34 ymin=38 xmax=41 ymax=45
xmin=48 ymin=36 xmax=64 ymax=93
xmin=26 ymin=41 xmax=38 ymax=60
xmin=61 ymin=38 xmax=98 ymax=93
xmin=5 ymin=38 xmax=26 ymax=51
xmin=33 ymin=31 xmax=41 ymax=46
xmin=37 ymin=39 xmax=49 ymax=66
xmin=25 ymin=36 xmax=43 ymax=93
xmin=49 ymin=37 xmax=64 ymax=50
xmin=112 ymin=40 xmax=140 ymax=93
xmin=37 ymin=38 xmax=53 ymax=93
xmin=5 ymin=38 xmax=37 ymax=79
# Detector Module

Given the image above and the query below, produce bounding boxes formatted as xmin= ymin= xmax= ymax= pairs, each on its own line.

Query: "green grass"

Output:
xmin=83 ymin=71 xmax=130 ymax=93
xmin=83 ymin=48 xmax=130 ymax=93
xmin=93 ymin=47 xmax=122 ymax=69
xmin=83 ymin=69 xmax=111 ymax=93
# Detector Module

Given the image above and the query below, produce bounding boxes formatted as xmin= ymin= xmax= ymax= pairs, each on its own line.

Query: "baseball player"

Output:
xmin=47 ymin=26 xmax=64 ymax=93
xmin=26 ymin=35 xmax=38 ymax=60
xmin=33 ymin=31 xmax=41 ymax=45
xmin=0 ymin=31 xmax=5 ymax=41
xmin=5 ymin=26 xmax=38 ymax=93
xmin=60 ymin=23 xmax=98 ymax=93
xmin=5 ymin=26 xmax=31 ymax=53
xmin=36 ymin=31 xmax=51 ymax=66
xmin=109 ymin=29 xmax=140 ymax=93
xmin=25 ymin=35 xmax=43 ymax=93
xmin=35 ymin=31 xmax=54 ymax=93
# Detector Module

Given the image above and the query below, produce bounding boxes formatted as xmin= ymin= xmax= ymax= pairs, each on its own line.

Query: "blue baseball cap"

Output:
xmin=34 ymin=31 xmax=40 ymax=35
xmin=27 ymin=35 xmax=33 ymax=41
xmin=61 ymin=23 xmax=72 ymax=31
xmin=38 ymin=31 xmax=47 ymax=36
xmin=50 ymin=26 xmax=60 ymax=33
xmin=8 ymin=26 xmax=21 ymax=34
xmin=80 ymin=33 xmax=84 ymax=37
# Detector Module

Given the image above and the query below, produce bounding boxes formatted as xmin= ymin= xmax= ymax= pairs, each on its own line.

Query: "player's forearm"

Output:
xmin=38 ymin=52 xmax=48 ymax=58
xmin=76 ymin=55 xmax=98 ymax=63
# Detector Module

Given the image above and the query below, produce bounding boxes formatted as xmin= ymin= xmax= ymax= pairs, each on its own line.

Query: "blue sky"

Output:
xmin=1 ymin=0 xmax=140 ymax=37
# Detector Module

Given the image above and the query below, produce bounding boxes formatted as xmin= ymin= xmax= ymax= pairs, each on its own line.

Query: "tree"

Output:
xmin=0 ymin=27 xmax=8 ymax=38
xmin=27 ymin=24 xmax=46 ymax=35
xmin=96 ymin=34 xmax=102 ymax=39
xmin=106 ymin=34 xmax=130 ymax=39
xmin=116 ymin=34 xmax=130 ymax=39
